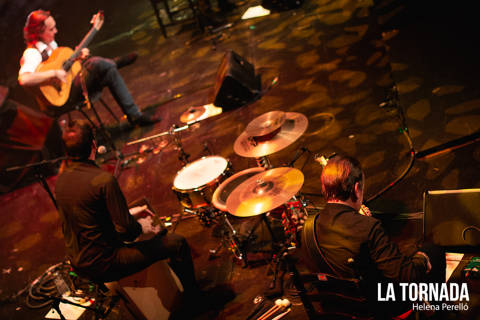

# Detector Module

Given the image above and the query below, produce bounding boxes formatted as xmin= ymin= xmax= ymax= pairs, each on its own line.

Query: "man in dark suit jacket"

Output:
xmin=55 ymin=120 xmax=197 ymax=290
xmin=309 ymin=155 xmax=445 ymax=316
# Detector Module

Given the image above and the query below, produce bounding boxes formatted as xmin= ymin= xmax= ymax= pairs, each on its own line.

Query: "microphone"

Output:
xmin=314 ymin=152 xmax=337 ymax=167
xmin=97 ymin=145 xmax=107 ymax=154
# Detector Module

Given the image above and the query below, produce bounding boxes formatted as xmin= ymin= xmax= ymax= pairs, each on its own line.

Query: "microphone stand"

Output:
xmin=5 ymin=156 xmax=69 ymax=209
xmin=170 ymin=124 xmax=190 ymax=165
xmin=125 ymin=119 xmax=201 ymax=146
xmin=125 ymin=121 xmax=201 ymax=167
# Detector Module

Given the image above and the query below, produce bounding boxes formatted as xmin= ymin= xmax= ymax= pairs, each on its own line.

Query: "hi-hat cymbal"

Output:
xmin=180 ymin=106 xmax=206 ymax=123
xmin=233 ymin=112 xmax=308 ymax=158
xmin=226 ymin=167 xmax=304 ymax=217
xmin=244 ymin=111 xmax=286 ymax=137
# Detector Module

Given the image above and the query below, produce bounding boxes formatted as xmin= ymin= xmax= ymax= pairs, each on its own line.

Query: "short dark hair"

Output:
xmin=24 ymin=10 xmax=51 ymax=46
xmin=320 ymin=155 xmax=364 ymax=202
xmin=62 ymin=120 xmax=94 ymax=160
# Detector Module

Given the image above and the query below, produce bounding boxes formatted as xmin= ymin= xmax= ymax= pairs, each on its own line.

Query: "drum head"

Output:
xmin=211 ymin=167 xmax=266 ymax=211
xmin=173 ymin=156 xmax=228 ymax=190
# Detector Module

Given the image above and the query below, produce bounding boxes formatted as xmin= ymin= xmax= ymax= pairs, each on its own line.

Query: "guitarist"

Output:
xmin=18 ymin=9 xmax=159 ymax=126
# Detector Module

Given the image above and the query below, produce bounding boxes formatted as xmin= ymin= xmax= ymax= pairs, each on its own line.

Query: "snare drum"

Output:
xmin=172 ymin=156 xmax=231 ymax=209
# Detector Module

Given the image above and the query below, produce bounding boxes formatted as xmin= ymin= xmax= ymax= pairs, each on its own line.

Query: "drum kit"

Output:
xmin=171 ymin=110 xmax=310 ymax=265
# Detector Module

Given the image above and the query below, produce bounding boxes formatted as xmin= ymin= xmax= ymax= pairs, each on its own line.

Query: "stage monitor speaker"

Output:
xmin=424 ymin=189 xmax=480 ymax=248
xmin=212 ymin=50 xmax=261 ymax=111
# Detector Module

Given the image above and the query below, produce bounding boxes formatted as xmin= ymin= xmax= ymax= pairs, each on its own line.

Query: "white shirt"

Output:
xmin=19 ymin=41 xmax=58 ymax=76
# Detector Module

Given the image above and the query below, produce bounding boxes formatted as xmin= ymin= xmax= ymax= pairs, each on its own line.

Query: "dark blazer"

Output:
xmin=55 ymin=160 xmax=142 ymax=275
xmin=315 ymin=203 xmax=428 ymax=282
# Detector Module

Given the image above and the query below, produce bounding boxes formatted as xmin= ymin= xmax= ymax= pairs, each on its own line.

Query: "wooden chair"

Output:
xmin=149 ymin=0 xmax=206 ymax=37
xmin=296 ymin=271 xmax=374 ymax=320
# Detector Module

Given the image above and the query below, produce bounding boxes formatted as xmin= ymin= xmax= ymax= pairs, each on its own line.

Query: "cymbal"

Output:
xmin=180 ymin=106 xmax=206 ymax=123
xmin=233 ymin=112 xmax=308 ymax=158
xmin=226 ymin=167 xmax=304 ymax=217
xmin=244 ymin=111 xmax=286 ymax=137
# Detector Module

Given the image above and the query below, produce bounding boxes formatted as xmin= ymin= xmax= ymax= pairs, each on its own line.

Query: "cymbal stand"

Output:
xmin=255 ymin=156 xmax=273 ymax=169
xmin=169 ymin=124 xmax=190 ymax=165
xmin=240 ymin=212 xmax=281 ymax=268
xmin=209 ymin=211 xmax=243 ymax=262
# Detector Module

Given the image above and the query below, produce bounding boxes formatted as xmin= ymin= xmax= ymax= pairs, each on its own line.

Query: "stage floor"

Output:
xmin=1 ymin=0 xmax=479 ymax=319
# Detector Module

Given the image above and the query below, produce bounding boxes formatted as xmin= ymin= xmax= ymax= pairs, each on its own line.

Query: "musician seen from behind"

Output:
xmin=55 ymin=119 xmax=198 ymax=296
xmin=18 ymin=9 xmax=158 ymax=126
xmin=304 ymin=154 xmax=445 ymax=316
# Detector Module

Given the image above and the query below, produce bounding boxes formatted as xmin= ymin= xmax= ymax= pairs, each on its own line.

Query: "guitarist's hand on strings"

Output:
xmin=52 ymin=69 xmax=67 ymax=83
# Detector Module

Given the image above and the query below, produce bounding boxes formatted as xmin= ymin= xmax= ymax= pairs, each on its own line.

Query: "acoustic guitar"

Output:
xmin=36 ymin=11 xmax=104 ymax=108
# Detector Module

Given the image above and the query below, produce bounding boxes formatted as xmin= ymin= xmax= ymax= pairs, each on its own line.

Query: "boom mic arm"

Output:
xmin=288 ymin=147 xmax=308 ymax=167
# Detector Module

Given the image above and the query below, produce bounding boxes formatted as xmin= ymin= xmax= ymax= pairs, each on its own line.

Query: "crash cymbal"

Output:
xmin=180 ymin=106 xmax=206 ymax=123
xmin=244 ymin=111 xmax=286 ymax=137
xmin=233 ymin=112 xmax=308 ymax=158
xmin=226 ymin=167 xmax=304 ymax=217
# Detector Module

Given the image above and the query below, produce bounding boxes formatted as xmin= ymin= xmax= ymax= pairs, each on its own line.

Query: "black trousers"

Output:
xmin=64 ymin=56 xmax=142 ymax=119
xmin=96 ymin=232 xmax=197 ymax=293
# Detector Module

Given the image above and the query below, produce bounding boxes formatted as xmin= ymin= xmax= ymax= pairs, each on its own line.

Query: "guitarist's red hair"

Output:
xmin=24 ymin=9 xmax=51 ymax=46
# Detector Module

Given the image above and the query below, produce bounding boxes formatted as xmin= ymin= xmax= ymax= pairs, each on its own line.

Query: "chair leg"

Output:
xmin=77 ymin=104 xmax=116 ymax=152
xmin=77 ymin=106 xmax=98 ymax=129
xmin=90 ymin=103 xmax=117 ymax=152
xmin=285 ymin=256 xmax=318 ymax=319
xmin=99 ymin=98 xmax=120 ymax=123
xmin=150 ymin=0 xmax=167 ymax=37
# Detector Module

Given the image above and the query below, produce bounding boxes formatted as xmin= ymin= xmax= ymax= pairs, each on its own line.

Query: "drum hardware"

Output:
xmin=276 ymin=195 xmax=308 ymax=246
xmin=222 ymin=167 xmax=305 ymax=268
xmin=236 ymin=211 xmax=282 ymax=268
xmin=169 ymin=124 xmax=190 ymax=165
xmin=263 ymin=199 xmax=310 ymax=297
xmin=244 ymin=111 xmax=286 ymax=137
xmin=202 ymin=141 xmax=213 ymax=156
xmin=233 ymin=112 xmax=308 ymax=158
xmin=208 ymin=212 xmax=243 ymax=262
xmin=191 ymin=205 xmax=218 ymax=226
xmin=125 ymin=119 xmax=201 ymax=146
xmin=211 ymin=167 xmax=266 ymax=212
xmin=172 ymin=155 xmax=232 ymax=213
xmin=225 ymin=167 xmax=304 ymax=217
xmin=180 ymin=105 xmax=207 ymax=123
xmin=255 ymin=156 xmax=273 ymax=169
xmin=179 ymin=104 xmax=222 ymax=124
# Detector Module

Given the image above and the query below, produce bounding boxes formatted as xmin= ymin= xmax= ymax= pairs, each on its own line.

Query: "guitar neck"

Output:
xmin=63 ymin=25 xmax=99 ymax=71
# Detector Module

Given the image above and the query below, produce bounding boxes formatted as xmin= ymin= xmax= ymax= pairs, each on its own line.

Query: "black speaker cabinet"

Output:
xmin=424 ymin=189 xmax=480 ymax=248
xmin=212 ymin=50 xmax=261 ymax=111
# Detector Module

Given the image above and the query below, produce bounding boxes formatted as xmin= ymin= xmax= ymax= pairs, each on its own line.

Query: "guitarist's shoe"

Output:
xmin=129 ymin=113 xmax=161 ymax=127
xmin=113 ymin=52 xmax=138 ymax=69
